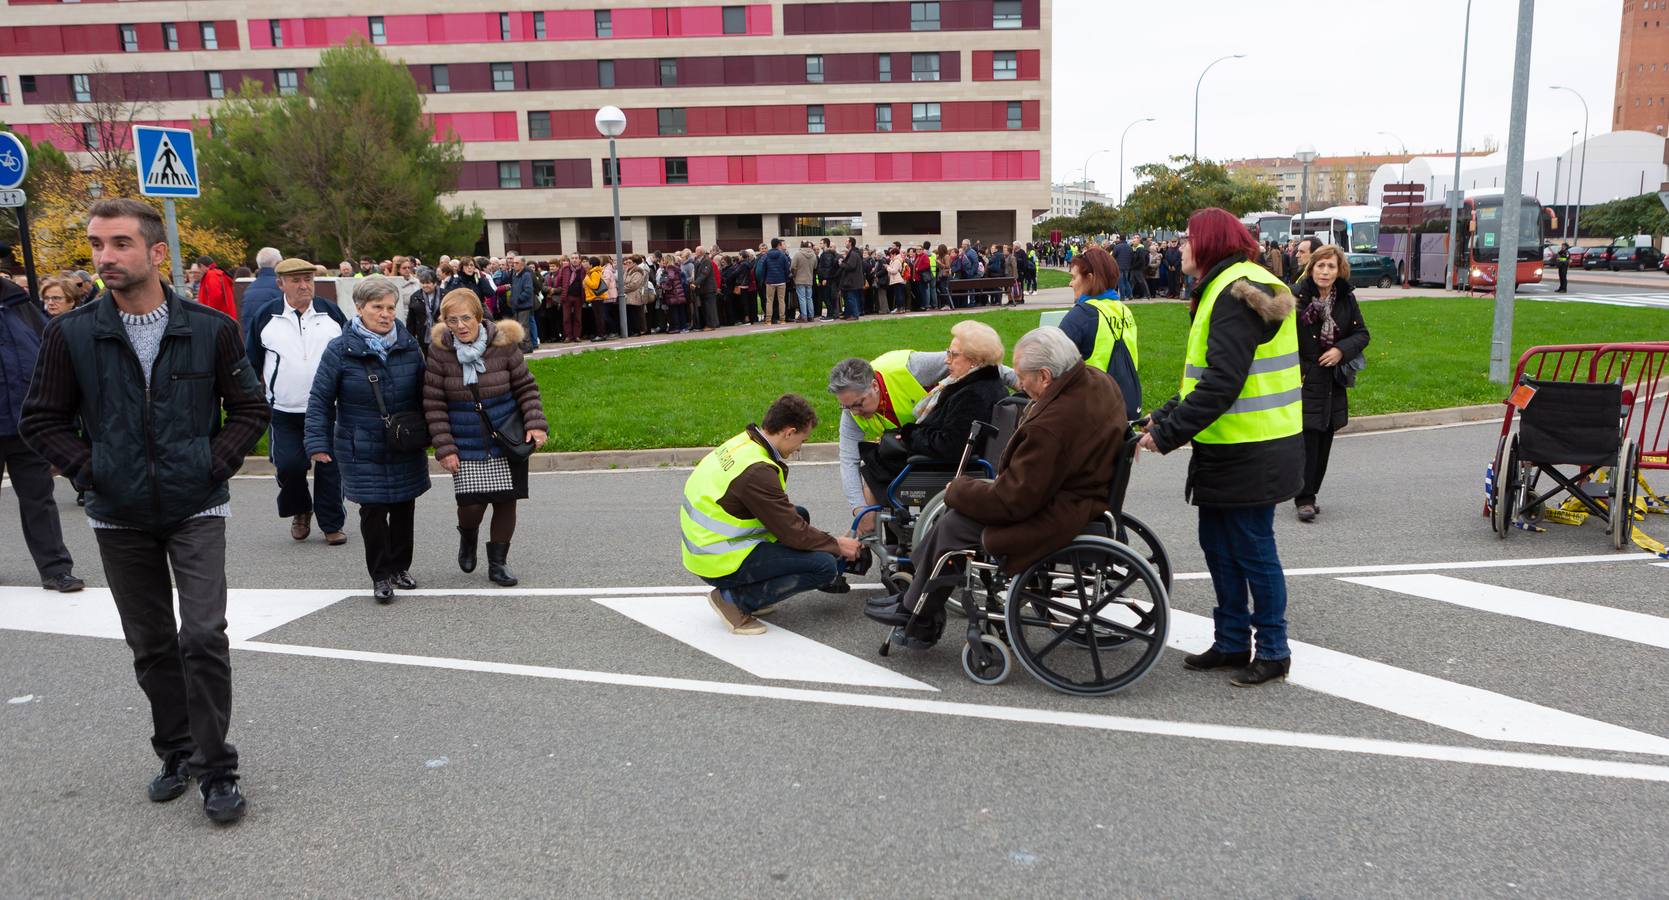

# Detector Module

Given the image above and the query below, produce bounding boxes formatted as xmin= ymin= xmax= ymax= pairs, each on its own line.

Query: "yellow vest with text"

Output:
xmin=1180 ymin=261 xmax=1301 ymax=444
xmin=1084 ymin=298 xmax=1140 ymax=372
xmin=680 ymin=431 xmax=785 ymax=578
xmin=851 ymin=349 xmax=929 ymax=441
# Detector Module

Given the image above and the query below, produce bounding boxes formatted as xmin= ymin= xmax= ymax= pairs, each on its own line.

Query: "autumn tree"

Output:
xmin=0 ymin=124 xmax=74 ymax=249
xmin=1119 ymin=156 xmax=1278 ymax=232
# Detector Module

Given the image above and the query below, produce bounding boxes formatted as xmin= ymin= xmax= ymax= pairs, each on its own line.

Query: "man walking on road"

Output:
xmin=21 ymin=198 xmax=270 ymax=824
xmin=681 ymin=394 xmax=860 ymax=634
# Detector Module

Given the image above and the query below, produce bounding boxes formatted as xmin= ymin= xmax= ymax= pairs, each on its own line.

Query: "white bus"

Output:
xmin=1290 ymin=205 xmax=1381 ymax=254
xmin=1240 ymin=212 xmax=1292 ymax=245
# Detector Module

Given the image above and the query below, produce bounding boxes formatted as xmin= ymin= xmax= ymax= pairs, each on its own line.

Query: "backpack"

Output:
xmin=1093 ymin=304 xmax=1143 ymax=415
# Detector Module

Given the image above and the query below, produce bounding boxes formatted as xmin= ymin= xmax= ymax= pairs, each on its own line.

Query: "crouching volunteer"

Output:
xmin=681 ymin=394 xmax=861 ymax=635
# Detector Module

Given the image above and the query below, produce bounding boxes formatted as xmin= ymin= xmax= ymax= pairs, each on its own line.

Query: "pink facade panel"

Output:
xmin=687 ymin=156 xmax=730 ymax=186
xmin=746 ymin=4 xmax=774 ymax=34
xmin=384 ymin=16 xmax=432 ymax=45
xmin=430 ymin=112 xmax=519 ymax=142
xmin=674 ymin=7 xmax=725 ymax=37
xmin=612 ymin=8 xmax=657 ymax=38
xmin=620 ymin=157 xmax=663 ymax=187
xmin=546 ymin=10 xmax=594 ymax=40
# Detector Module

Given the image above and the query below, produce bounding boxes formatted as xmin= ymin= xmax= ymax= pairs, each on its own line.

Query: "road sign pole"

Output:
xmin=163 ymin=199 xmax=185 ymax=292
xmin=15 ymin=204 xmax=39 ymax=300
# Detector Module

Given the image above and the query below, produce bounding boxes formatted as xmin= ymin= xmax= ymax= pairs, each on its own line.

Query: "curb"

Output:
xmin=235 ymin=403 xmax=1502 ymax=477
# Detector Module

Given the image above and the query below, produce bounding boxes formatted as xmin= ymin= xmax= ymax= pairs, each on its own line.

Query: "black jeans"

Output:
xmin=1298 ymin=428 xmax=1336 ymax=507
xmin=270 ymin=410 xmax=345 ymax=533
xmin=0 ymin=435 xmax=74 ymax=580
xmin=94 ymin=516 xmax=237 ymax=776
xmin=359 ymin=500 xmax=415 ymax=580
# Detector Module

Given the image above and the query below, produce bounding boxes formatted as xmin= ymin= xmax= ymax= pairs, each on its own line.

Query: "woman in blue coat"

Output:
xmin=306 ymin=276 xmax=432 ymax=603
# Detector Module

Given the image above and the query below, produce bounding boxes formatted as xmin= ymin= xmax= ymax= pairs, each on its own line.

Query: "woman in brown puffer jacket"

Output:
xmin=424 ymin=289 xmax=548 ymax=586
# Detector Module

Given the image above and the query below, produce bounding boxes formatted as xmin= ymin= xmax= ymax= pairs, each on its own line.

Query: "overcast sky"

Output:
xmin=1051 ymin=0 xmax=1621 ymax=197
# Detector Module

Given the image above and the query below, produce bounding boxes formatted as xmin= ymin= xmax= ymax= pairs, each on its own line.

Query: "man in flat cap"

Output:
xmin=245 ymin=258 xmax=348 ymax=546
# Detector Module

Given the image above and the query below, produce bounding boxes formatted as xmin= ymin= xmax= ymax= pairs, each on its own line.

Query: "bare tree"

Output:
xmin=45 ymin=60 xmax=162 ymax=176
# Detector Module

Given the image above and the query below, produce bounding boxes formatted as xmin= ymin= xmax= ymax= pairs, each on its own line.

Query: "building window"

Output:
xmin=993 ymin=0 xmax=1023 ymax=28
xmin=498 ymin=161 xmax=522 ymax=189
xmin=432 ymin=65 xmax=450 ymax=93
xmin=723 ymin=6 xmax=748 ymax=34
xmin=911 ymin=53 xmax=940 ymax=82
xmin=805 ymin=55 xmax=824 ymax=83
xmin=657 ymin=107 xmax=687 ymax=136
xmin=1007 ymin=101 xmax=1022 ymax=130
xmin=911 ymin=102 xmax=941 ymax=131
xmin=200 ymin=22 xmax=218 ymax=50
xmin=807 ymin=105 xmax=825 ymax=134
xmin=500 ymin=12 xmax=512 ymax=41
xmin=0 ymin=77 xmax=9 ymax=105
xmin=910 ymin=2 xmax=940 ymax=30
xmin=598 ymin=60 xmax=615 ymax=88
xmin=120 ymin=24 xmax=138 ymax=52
xmin=993 ymin=51 xmax=1018 ymax=80
xmin=664 ymin=157 xmax=689 ymax=185
xmin=207 ymin=71 xmax=224 ymax=99
xmin=532 ymin=159 xmax=557 ymax=188
xmin=270 ymin=20 xmax=284 ymax=48
xmin=534 ymin=12 xmax=546 ymax=39
xmin=82 ymin=123 xmax=100 ymax=150
xmin=659 ymin=58 xmax=678 ymax=86
xmin=276 ymin=69 xmax=299 ymax=95
xmin=369 ymin=17 xmax=386 ymax=45
xmin=602 ymin=158 xmax=616 ymax=186
xmin=878 ymin=55 xmax=892 ymax=82
xmin=164 ymin=22 xmax=179 ymax=51
xmin=492 ymin=63 xmax=515 ymax=91
xmin=20 ymin=76 xmax=36 ymax=96
xmin=73 ymin=74 xmax=92 ymax=102
xmin=528 ymin=110 xmax=551 ymax=139
xmin=595 ymin=10 xmax=612 ymax=38
xmin=875 ymin=104 xmax=892 ymax=131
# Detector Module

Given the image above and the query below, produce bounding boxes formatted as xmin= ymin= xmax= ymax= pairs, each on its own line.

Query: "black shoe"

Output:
xmin=393 ymin=571 xmax=417 ymax=590
xmin=200 ymin=776 xmax=247 ymax=824
xmin=373 ymin=579 xmax=394 ymax=604
xmin=147 ymin=751 xmax=192 ymax=802
xmin=1231 ymin=657 xmax=1291 ymax=687
xmin=864 ymin=600 xmax=913 ymax=627
xmin=1183 ymin=647 xmax=1252 ymax=671
xmin=486 ymin=541 xmax=518 ymax=587
xmin=42 ymin=572 xmax=85 ymax=593
xmin=822 ymin=576 xmax=852 ymax=594
xmin=1295 ymin=503 xmax=1317 ymax=522
xmin=866 ymin=592 xmax=904 ymax=612
xmin=457 ymin=526 xmax=478 ymax=573
xmin=75 ymin=491 xmax=86 ymax=507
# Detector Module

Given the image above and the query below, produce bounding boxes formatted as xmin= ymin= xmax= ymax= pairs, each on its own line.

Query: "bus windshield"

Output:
xmin=1472 ymin=200 xmax=1544 ymax=262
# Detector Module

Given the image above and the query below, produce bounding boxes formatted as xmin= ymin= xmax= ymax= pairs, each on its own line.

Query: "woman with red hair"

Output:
xmin=1136 ymin=207 xmax=1303 ymax=688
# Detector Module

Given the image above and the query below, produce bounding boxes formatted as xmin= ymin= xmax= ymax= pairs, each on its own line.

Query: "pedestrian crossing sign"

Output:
xmin=133 ymin=125 xmax=200 ymax=198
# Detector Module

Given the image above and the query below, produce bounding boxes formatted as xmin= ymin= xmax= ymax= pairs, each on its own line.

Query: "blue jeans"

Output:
xmin=796 ymin=284 xmax=815 ymax=321
xmin=843 ymin=290 xmax=862 ymax=319
xmin=703 ymin=542 xmax=839 ymax=614
xmin=1197 ymin=504 xmax=1290 ymax=660
xmin=920 ymin=280 xmax=936 ymax=310
xmin=269 ymin=410 xmax=344 ymax=533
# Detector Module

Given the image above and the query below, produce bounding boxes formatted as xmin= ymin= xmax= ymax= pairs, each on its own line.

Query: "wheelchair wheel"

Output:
xmin=1493 ymin=435 xmax=1520 ymax=539
xmin=1115 ymin=513 xmax=1173 ymax=593
xmin=884 ymin=570 xmax=913 ymax=596
xmin=960 ymin=634 xmax=1011 ymax=685
xmin=1004 ymin=537 xmax=1168 ymax=696
xmin=911 ymin=489 xmax=951 ymax=555
xmin=1613 ymin=438 xmax=1640 ymax=551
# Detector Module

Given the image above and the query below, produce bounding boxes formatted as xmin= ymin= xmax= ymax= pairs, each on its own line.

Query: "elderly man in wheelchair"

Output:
xmin=864 ymin=328 xmax=1171 ymax=695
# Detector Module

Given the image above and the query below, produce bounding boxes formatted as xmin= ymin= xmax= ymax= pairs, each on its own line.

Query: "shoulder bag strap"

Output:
xmin=360 ymin=359 xmax=393 ymax=424
xmin=467 ymin=381 xmax=500 ymax=441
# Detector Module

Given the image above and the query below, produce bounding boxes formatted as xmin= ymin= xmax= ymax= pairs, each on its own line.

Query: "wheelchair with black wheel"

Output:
xmin=877 ymin=420 xmax=1174 ymax=696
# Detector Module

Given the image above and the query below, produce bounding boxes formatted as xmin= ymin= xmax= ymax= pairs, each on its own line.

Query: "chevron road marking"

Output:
xmin=1343 ymin=574 xmax=1669 ymax=649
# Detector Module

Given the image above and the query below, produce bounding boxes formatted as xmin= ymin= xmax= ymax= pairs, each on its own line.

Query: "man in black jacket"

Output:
xmin=21 ymin=199 xmax=270 ymax=824
xmin=815 ymin=238 xmax=840 ymax=321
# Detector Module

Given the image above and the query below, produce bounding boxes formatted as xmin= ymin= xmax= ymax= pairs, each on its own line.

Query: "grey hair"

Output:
xmin=351 ymin=274 xmax=400 ymax=308
xmin=1014 ymin=327 xmax=1082 ymax=378
xmin=828 ymin=357 xmax=876 ymax=395
xmin=255 ymin=247 xmax=283 ymax=269
xmin=414 ymin=265 xmax=436 ymax=283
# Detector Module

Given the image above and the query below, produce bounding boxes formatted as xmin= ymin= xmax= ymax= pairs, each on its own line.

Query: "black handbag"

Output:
xmin=469 ymin=383 xmax=537 ymax=461
xmin=361 ymin=361 xmax=429 ymax=453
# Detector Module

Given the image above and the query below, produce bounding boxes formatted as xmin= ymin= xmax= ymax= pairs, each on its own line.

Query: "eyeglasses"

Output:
xmin=839 ymin=393 xmax=874 ymax=412
xmin=444 ymin=315 xmax=477 ymax=326
xmin=945 ymin=349 xmax=965 ymax=360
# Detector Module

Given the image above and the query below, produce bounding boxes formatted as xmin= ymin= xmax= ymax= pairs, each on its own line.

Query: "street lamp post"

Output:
xmin=1295 ymin=144 xmax=1318 ymax=238
xmin=1377 ymin=130 xmax=1408 ymax=183
xmin=1081 ymin=148 xmax=1110 ymax=213
xmin=1445 ymin=0 xmax=1474 ymax=291
xmin=1118 ymin=117 xmax=1156 ymax=204
xmin=1551 ymin=85 xmax=1589 ymax=243
xmin=595 ymin=105 xmax=628 ymax=338
xmin=1563 ymin=129 xmax=1577 ymax=239
xmin=1192 ymin=54 xmax=1245 ymax=160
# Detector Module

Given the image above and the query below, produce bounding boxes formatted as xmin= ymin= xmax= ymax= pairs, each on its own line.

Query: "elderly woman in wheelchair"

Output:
xmin=864 ymin=328 xmax=1171 ymax=695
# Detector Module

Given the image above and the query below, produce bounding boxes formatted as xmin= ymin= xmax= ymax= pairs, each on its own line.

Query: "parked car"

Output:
xmin=1345 ymin=253 xmax=1399 ymax=289
xmin=1582 ymin=246 xmax=1613 ymax=269
xmin=1609 ymin=244 xmax=1662 ymax=270
xmin=1568 ymin=246 xmax=1592 ymax=268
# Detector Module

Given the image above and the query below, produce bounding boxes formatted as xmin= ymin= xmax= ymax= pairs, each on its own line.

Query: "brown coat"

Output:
xmin=945 ymin=362 xmax=1126 ymax=574
xmin=423 ymin=318 xmax=548 ymax=461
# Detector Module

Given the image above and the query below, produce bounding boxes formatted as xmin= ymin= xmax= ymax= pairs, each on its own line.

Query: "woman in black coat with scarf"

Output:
xmin=1292 ymin=245 xmax=1370 ymax=522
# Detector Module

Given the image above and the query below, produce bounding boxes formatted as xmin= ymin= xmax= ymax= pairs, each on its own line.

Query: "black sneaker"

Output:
xmin=42 ymin=572 xmax=85 ymax=593
xmin=863 ymin=600 xmax=912 ymax=627
xmin=200 ymin=776 xmax=247 ymax=824
xmin=822 ymin=576 xmax=852 ymax=595
xmin=392 ymin=572 xmax=417 ymax=590
xmin=373 ymin=579 xmax=394 ymax=604
xmin=1231 ymin=657 xmax=1291 ymax=687
xmin=147 ymin=751 xmax=192 ymax=802
xmin=1182 ymin=647 xmax=1252 ymax=671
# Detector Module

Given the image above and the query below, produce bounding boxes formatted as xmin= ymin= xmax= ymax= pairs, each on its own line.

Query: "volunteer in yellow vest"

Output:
xmin=1138 ymin=207 xmax=1303 ymax=688
xmin=1057 ymin=245 xmax=1142 ymax=415
xmin=681 ymin=394 xmax=861 ymax=635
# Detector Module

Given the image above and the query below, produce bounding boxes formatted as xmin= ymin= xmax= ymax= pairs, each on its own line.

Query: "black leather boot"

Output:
xmin=457 ymin=526 xmax=479 ymax=573
xmin=486 ymin=541 xmax=518 ymax=587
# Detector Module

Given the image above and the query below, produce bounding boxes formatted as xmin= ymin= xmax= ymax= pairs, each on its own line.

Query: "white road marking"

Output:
xmin=1345 ymin=574 xmax=1669 ymax=648
xmin=594 ymin=595 xmax=935 ymax=692
xmin=1532 ymin=292 xmax=1669 ymax=310
xmin=232 ymin=639 xmax=1669 ymax=784
xmin=1171 ymin=551 xmax=1657 ymax=581
xmin=0 ymin=586 xmax=348 ymax=642
xmin=1166 ymin=610 xmax=1669 ymax=757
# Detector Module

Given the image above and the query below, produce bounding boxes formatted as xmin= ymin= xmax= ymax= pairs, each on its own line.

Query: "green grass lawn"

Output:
xmin=1036 ymin=268 xmax=1070 ymax=290
xmin=526 ymin=296 xmax=1668 ymax=452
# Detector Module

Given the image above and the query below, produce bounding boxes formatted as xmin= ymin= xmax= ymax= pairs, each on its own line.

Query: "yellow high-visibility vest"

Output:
xmin=1084 ymin=297 xmax=1140 ymax=372
xmin=1180 ymin=261 xmax=1301 ymax=444
xmin=680 ymin=431 xmax=783 ymax=578
xmin=850 ymin=349 xmax=929 ymax=441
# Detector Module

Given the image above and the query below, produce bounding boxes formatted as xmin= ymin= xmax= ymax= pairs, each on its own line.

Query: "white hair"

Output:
xmin=351 ymin=274 xmax=400 ymax=308
xmin=1014 ymin=327 xmax=1081 ymax=378
xmin=255 ymin=247 xmax=282 ymax=269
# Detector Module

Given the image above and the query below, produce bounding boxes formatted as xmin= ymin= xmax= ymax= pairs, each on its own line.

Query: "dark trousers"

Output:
xmin=94 ymin=516 xmax=238 ymax=775
xmin=513 ymin=308 xmax=535 ymax=351
xmin=1298 ymin=428 xmax=1336 ymax=507
xmin=668 ymin=303 xmax=689 ymax=331
xmin=703 ymin=542 xmax=838 ymax=615
xmin=270 ymin=411 xmax=344 ymax=533
xmin=358 ymin=500 xmax=415 ymax=581
xmin=1556 ymin=263 xmax=1568 ymax=292
xmin=591 ymin=301 xmax=616 ymax=338
xmin=561 ymin=297 xmax=584 ymax=340
xmin=0 ymin=435 xmax=74 ymax=580
xmin=1197 ymin=504 xmax=1289 ymax=660
xmin=699 ymin=292 xmax=720 ymax=329
xmin=843 ymin=290 xmax=863 ymax=319
xmin=900 ymin=508 xmax=985 ymax=617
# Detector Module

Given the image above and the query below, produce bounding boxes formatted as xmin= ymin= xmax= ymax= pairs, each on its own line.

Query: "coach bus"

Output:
xmin=1240 ymin=212 xmax=1292 ymax=245
xmin=1289 ymin=205 xmax=1381 ymax=254
xmin=1376 ymin=190 xmax=1552 ymax=289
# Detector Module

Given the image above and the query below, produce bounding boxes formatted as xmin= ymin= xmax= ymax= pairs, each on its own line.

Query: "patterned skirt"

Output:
xmin=452 ymin=454 xmax=530 ymax=505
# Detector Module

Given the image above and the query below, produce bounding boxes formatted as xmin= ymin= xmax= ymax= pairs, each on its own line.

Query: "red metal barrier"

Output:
xmin=1591 ymin=342 xmax=1669 ymax=471
xmin=1495 ymin=344 xmax=1611 ymax=443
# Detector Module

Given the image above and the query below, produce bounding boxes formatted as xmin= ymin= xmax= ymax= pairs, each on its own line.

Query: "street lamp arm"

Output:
xmin=1192 ymin=54 xmax=1245 ymax=160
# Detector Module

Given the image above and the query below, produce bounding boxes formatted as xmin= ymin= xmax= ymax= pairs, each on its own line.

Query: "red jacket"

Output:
xmin=196 ymin=264 xmax=238 ymax=320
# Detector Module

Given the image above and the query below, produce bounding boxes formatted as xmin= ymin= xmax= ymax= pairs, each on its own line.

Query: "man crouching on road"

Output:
xmin=681 ymin=393 xmax=861 ymax=634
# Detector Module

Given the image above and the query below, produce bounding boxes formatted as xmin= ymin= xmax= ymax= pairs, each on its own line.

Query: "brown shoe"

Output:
xmin=325 ymin=531 xmax=348 ymax=546
xmin=707 ymin=589 xmax=766 ymax=635
xmin=752 ymin=603 xmax=778 ymax=617
xmin=290 ymin=513 xmax=311 ymax=541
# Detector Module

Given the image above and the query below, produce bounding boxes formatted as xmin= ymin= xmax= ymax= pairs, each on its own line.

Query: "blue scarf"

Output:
xmin=1075 ymin=289 xmax=1120 ymax=305
xmin=349 ymin=316 xmax=395 ymax=363
xmin=454 ymin=324 xmax=490 ymax=385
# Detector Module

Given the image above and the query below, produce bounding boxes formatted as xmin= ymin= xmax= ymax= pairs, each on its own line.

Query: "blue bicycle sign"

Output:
xmin=0 ymin=132 xmax=27 ymax=190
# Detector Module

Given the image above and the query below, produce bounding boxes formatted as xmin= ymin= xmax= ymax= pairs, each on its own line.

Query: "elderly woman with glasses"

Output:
xmin=304 ymin=276 xmax=432 ymax=603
